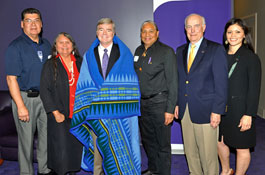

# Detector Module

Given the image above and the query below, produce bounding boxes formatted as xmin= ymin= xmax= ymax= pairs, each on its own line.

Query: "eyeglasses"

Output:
xmin=24 ymin=18 xmax=41 ymax=24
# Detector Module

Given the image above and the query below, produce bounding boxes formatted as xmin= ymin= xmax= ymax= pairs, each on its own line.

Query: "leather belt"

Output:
xmin=141 ymin=92 xmax=162 ymax=100
xmin=22 ymin=89 xmax=39 ymax=98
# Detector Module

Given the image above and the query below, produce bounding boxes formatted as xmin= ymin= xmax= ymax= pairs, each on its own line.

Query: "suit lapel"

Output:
xmin=94 ymin=46 xmax=103 ymax=76
xmin=182 ymin=45 xmax=189 ymax=74
xmin=94 ymin=44 xmax=120 ymax=79
xmin=57 ymin=59 xmax=69 ymax=82
xmin=106 ymin=44 xmax=120 ymax=76
xmin=76 ymin=57 xmax=82 ymax=72
xmin=189 ymin=38 xmax=207 ymax=73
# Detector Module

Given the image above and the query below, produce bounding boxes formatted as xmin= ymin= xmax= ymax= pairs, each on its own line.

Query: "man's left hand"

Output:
xmin=210 ymin=112 xmax=220 ymax=129
xmin=164 ymin=112 xmax=174 ymax=125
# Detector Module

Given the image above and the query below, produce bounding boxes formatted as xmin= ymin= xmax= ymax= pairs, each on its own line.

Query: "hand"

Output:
xmin=53 ymin=110 xmax=65 ymax=123
xmin=164 ymin=112 xmax=174 ymax=125
xmin=17 ymin=105 xmax=29 ymax=122
xmin=210 ymin=112 xmax=220 ymax=129
xmin=238 ymin=115 xmax=252 ymax=132
xmin=174 ymin=106 xmax=179 ymax=119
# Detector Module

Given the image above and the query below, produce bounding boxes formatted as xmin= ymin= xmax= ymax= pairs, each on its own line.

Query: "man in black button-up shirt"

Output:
xmin=134 ymin=20 xmax=178 ymax=175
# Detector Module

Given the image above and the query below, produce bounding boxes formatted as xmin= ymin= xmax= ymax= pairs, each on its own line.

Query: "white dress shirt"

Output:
xmin=98 ymin=43 xmax=113 ymax=66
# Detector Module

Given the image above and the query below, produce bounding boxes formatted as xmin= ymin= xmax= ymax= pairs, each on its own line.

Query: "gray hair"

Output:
xmin=97 ymin=18 xmax=116 ymax=33
xmin=185 ymin=13 xmax=206 ymax=27
xmin=140 ymin=20 xmax=159 ymax=32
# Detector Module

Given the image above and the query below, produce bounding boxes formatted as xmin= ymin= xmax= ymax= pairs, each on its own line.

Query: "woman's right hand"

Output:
xmin=52 ymin=110 xmax=65 ymax=123
xmin=238 ymin=115 xmax=252 ymax=132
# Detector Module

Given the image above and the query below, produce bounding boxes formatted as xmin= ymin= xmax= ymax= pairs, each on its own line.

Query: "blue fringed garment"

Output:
xmin=70 ymin=36 xmax=141 ymax=175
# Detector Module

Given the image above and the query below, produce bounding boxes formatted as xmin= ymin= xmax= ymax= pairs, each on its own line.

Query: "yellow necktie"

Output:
xmin=188 ymin=45 xmax=196 ymax=72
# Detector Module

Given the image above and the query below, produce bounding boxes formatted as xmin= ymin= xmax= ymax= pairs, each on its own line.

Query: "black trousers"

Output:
xmin=139 ymin=98 xmax=171 ymax=175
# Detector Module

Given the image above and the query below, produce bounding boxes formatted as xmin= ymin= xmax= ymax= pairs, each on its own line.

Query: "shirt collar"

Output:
xmin=141 ymin=39 xmax=159 ymax=50
xmin=150 ymin=39 xmax=159 ymax=49
xmin=98 ymin=42 xmax=113 ymax=52
xmin=189 ymin=37 xmax=203 ymax=49
xmin=22 ymin=32 xmax=43 ymax=45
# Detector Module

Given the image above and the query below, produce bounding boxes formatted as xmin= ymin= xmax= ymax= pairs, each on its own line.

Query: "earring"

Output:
xmin=72 ymin=51 xmax=75 ymax=55
xmin=244 ymin=39 xmax=247 ymax=44
xmin=225 ymin=40 xmax=228 ymax=45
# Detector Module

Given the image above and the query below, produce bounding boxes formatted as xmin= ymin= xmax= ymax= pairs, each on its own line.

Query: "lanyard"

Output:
xmin=228 ymin=57 xmax=239 ymax=78
xmin=228 ymin=62 xmax=237 ymax=78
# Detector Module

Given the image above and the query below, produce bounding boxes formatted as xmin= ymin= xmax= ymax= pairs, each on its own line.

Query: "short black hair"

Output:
xmin=21 ymin=8 xmax=42 ymax=21
xmin=140 ymin=20 xmax=159 ymax=32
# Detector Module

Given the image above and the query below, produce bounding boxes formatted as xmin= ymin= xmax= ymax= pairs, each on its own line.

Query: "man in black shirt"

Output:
xmin=134 ymin=20 xmax=178 ymax=175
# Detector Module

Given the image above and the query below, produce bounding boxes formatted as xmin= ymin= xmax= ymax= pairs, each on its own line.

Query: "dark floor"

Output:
xmin=1 ymin=116 xmax=265 ymax=174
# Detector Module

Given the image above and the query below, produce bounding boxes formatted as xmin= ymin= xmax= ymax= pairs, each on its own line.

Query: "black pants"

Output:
xmin=139 ymin=99 xmax=171 ymax=175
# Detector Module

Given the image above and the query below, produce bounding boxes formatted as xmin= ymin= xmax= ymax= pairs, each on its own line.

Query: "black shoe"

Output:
xmin=142 ymin=169 xmax=160 ymax=175
xmin=68 ymin=172 xmax=76 ymax=175
xmin=141 ymin=169 xmax=153 ymax=175
xmin=37 ymin=171 xmax=56 ymax=175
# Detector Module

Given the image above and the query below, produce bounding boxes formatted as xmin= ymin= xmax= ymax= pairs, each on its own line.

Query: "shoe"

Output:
xmin=68 ymin=172 xmax=76 ymax=175
xmin=141 ymin=169 xmax=153 ymax=175
xmin=229 ymin=169 xmax=235 ymax=175
xmin=37 ymin=171 xmax=56 ymax=175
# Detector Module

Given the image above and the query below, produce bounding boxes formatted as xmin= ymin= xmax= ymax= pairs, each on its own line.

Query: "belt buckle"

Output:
xmin=27 ymin=89 xmax=39 ymax=98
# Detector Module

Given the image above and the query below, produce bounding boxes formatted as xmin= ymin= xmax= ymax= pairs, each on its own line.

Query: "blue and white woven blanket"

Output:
xmin=70 ymin=36 xmax=141 ymax=175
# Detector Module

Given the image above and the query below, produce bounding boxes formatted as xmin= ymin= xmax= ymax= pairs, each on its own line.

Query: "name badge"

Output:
xmin=37 ymin=51 xmax=43 ymax=62
xmin=134 ymin=56 xmax=139 ymax=62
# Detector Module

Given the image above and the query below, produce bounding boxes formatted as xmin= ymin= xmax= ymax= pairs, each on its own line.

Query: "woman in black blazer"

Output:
xmin=40 ymin=32 xmax=83 ymax=175
xmin=218 ymin=18 xmax=261 ymax=175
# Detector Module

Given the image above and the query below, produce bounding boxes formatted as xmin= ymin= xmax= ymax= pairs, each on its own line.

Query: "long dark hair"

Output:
xmin=51 ymin=32 xmax=82 ymax=82
xmin=223 ymin=18 xmax=254 ymax=52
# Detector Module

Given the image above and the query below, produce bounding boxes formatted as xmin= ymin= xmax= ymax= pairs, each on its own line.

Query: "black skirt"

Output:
xmin=47 ymin=114 xmax=83 ymax=175
xmin=219 ymin=111 xmax=256 ymax=149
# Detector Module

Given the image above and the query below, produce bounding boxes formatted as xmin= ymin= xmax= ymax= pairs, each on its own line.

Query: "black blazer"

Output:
xmin=219 ymin=45 xmax=261 ymax=148
xmin=94 ymin=44 xmax=120 ymax=78
xmin=40 ymin=56 xmax=82 ymax=117
xmin=227 ymin=45 xmax=261 ymax=117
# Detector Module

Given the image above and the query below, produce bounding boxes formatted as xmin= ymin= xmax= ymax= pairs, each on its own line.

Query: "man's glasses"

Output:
xmin=24 ymin=18 xmax=41 ymax=24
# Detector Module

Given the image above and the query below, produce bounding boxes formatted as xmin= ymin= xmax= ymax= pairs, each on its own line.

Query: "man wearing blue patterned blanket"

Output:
xmin=70 ymin=18 xmax=141 ymax=175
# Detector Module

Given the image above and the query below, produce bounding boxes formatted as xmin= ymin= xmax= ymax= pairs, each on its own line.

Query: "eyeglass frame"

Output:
xmin=23 ymin=18 xmax=42 ymax=24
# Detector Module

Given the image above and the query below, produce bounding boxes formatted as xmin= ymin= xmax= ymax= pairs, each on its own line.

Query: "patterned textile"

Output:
xmin=70 ymin=36 xmax=141 ymax=174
